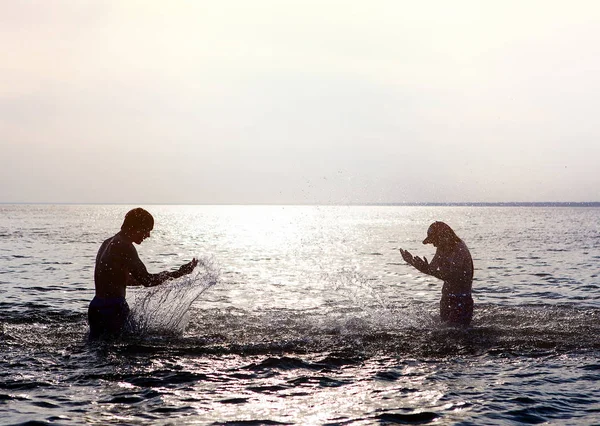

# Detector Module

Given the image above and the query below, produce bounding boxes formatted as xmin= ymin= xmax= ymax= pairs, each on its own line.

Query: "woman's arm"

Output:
xmin=427 ymin=252 xmax=447 ymax=281
xmin=400 ymin=249 xmax=430 ymax=275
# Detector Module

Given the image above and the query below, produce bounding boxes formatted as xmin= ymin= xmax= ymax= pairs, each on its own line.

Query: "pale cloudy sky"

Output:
xmin=1 ymin=0 xmax=599 ymax=204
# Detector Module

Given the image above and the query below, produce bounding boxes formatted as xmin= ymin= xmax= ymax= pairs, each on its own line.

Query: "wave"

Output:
xmin=144 ymin=302 xmax=600 ymax=358
xmin=1 ymin=302 xmax=587 ymax=359
xmin=2 ymin=293 xmax=599 ymax=358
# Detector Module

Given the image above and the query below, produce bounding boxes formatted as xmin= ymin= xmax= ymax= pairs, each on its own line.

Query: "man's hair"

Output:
xmin=121 ymin=208 xmax=154 ymax=232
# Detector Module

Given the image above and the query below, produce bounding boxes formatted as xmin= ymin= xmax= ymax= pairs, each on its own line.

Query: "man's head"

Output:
xmin=423 ymin=221 xmax=459 ymax=247
xmin=121 ymin=208 xmax=154 ymax=244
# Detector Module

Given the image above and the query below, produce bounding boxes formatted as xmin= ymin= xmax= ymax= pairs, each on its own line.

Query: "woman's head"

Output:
xmin=423 ymin=221 xmax=460 ymax=247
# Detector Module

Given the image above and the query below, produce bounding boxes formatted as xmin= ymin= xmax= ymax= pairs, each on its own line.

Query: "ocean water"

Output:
xmin=1 ymin=204 xmax=599 ymax=425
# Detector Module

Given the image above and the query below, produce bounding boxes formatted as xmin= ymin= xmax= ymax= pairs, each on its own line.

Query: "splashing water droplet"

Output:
xmin=126 ymin=256 xmax=220 ymax=337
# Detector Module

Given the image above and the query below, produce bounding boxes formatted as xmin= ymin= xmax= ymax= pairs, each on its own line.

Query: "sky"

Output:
xmin=1 ymin=0 xmax=599 ymax=204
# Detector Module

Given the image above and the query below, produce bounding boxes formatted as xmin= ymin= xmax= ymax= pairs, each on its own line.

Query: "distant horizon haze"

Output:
xmin=2 ymin=1 xmax=599 ymax=204
xmin=1 ymin=201 xmax=599 ymax=207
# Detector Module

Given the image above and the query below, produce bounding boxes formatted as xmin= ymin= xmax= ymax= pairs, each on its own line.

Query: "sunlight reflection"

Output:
xmin=224 ymin=205 xmax=308 ymax=251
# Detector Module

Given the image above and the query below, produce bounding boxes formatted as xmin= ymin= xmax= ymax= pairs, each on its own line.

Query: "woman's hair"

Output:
xmin=121 ymin=208 xmax=154 ymax=232
xmin=425 ymin=221 xmax=460 ymax=245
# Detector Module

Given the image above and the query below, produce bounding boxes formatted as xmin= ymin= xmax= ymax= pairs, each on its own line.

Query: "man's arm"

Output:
xmin=164 ymin=258 xmax=198 ymax=280
xmin=123 ymin=243 xmax=169 ymax=287
xmin=126 ymin=249 xmax=199 ymax=288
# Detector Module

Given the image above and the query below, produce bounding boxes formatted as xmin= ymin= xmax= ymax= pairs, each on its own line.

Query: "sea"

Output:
xmin=1 ymin=204 xmax=599 ymax=425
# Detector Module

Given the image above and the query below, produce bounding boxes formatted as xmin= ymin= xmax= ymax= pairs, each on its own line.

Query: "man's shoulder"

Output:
xmin=101 ymin=233 xmax=135 ymax=253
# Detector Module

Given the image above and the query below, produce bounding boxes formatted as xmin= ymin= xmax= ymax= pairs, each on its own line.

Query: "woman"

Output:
xmin=399 ymin=221 xmax=474 ymax=326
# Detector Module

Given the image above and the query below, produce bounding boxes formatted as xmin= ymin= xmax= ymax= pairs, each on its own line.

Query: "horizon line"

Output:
xmin=1 ymin=201 xmax=599 ymax=207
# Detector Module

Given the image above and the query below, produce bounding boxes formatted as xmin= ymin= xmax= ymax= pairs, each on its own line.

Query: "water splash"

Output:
xmin=324 ymin=267 xmax=391 ymax=310
xmin=127 ymin=256 xmax=220 ymax=337
xmin=319 ymin=267 xmax=433 ymax=331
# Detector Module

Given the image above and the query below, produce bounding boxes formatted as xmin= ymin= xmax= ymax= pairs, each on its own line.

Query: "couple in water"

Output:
xmin=88 ymin=208 xmax=474 ymax=339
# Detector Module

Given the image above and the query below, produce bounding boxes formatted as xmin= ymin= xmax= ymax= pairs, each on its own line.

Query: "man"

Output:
xmin=399 ymin=221 xmax=474 ymax=326
xmin=89 ymin=207 xmax=198 ymax=339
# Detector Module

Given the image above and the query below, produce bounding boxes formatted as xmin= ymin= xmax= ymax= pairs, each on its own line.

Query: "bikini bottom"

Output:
xmin=440 ymin=293 xmax=473 ymax=326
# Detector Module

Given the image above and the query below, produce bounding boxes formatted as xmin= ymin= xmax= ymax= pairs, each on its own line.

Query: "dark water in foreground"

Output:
xmin=1 ymin=205 xmax=599 ymax=425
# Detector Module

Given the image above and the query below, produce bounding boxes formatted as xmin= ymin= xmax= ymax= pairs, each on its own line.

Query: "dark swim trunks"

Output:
xmin=88 ymin=296 xmax=130 ymax=339
xmin=440 ymin=293 xmax=473 ymax=326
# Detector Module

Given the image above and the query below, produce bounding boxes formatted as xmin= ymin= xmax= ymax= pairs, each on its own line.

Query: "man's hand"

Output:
xmin=179 ymin=258 xmax=198 ymax=275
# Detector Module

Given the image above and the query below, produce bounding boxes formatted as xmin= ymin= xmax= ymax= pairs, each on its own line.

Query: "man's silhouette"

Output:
xmin=89 ymin=208 xmax=197 ymax=339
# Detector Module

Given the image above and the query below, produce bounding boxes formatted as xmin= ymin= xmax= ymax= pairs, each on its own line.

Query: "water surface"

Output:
xmin=1 ymin=205 xmax=599 ymax=424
